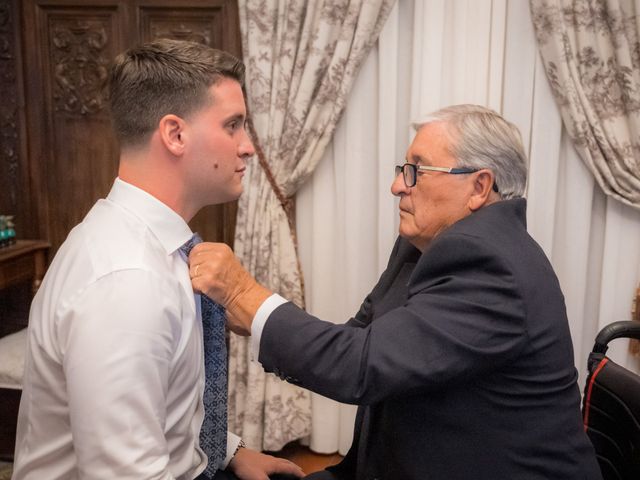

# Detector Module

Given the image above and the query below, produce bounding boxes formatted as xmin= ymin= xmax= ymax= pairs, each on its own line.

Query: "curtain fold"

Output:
xmin=230 ymin=0 xmax=396 ymax=452
xmin=297 ymin=0 xmax=640 ymax=453
xmin=529 ymin=0 xmax=640 ymax=210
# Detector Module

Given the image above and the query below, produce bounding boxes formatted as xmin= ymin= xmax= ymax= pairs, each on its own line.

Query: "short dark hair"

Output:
xmin=108 ymin=38 xmax=245 ymax=148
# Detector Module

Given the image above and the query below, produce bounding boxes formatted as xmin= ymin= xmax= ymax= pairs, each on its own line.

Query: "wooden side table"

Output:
xmin=0 ymin=240 xmax=50 ymax=337
xmin=0 ymin=240 xmax=50 ymax=296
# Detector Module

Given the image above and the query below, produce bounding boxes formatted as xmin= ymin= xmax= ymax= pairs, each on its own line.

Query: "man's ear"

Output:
xmin=468 ymin=169 xmax=496 ymax=211
xmin=158 ymin=114 xmax=185 ymax=156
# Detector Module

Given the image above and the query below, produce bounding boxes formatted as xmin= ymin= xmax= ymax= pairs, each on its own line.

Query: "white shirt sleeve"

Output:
xmin=58 ymin=269 xmax=183 ymax=479
xmin=223 ymin=431 xmax=241 ymax=469
xmin=250 ymin=294 xmax=288 ymax=363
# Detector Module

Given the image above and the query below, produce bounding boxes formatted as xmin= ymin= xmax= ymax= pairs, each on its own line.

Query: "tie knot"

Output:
xmin=180 ymin=233 xmax=203 ymax=257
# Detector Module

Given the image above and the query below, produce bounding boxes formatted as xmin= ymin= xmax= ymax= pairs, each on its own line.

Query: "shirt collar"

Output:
xmin=107 ymin=177 xmax=193 ymax=256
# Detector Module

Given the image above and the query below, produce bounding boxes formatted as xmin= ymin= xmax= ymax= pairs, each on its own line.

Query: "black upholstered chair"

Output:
xmin=582 ymin=321 xmax=640 ymax=480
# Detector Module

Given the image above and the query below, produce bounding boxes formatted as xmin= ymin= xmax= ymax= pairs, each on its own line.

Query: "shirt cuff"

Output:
xmin=222 ymin=431 xmax=241 ymax=470
xmin=251 ymin=294 xmax=287 ymax=363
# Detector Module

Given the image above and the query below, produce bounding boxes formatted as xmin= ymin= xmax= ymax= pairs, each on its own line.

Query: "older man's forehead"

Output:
xmin=408 ymin=125 xmax=455 ymax=165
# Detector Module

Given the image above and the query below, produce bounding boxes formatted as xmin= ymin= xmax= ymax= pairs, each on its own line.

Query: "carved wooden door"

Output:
xmin=18 ymin=0 xmax=242 ymax=257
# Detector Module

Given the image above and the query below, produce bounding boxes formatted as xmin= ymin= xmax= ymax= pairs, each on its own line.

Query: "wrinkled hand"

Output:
xmin=228 ymin=447 xmax=304 ymax=480
xmin=189 ymin=243 xmax=272 ymax=335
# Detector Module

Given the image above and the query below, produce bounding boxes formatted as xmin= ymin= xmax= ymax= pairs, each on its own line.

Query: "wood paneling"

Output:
xmin=0 ymin=0 xmax=30 ymax=240
xmin=22 ymin=3 xmax=122 ymax=254
xmin=12 ymin=0 xmax=242 ymax=257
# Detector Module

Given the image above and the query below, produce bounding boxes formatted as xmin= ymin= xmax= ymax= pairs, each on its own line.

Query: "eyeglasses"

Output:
xmin=394 ymin=163 xmax=499 ymax=192
xmin=395 ymin=163 xmax=478 ymax=187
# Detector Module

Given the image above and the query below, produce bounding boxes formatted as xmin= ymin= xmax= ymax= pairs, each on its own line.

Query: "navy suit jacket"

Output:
xmin=260 ymin=199 xmax=601 ymax=480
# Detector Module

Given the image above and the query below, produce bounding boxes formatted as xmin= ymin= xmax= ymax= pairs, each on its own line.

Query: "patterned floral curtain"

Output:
xmin=229 ymin=0 xmax=395 ymax=451
xmin=530 ymin=0 xmax=640 ymax=210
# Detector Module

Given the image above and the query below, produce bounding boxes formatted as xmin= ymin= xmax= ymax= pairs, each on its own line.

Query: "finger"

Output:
xmin=191 ymin=276 xmax=223 ymax=304
xmin=188 ymin=243 xmax=211 ymax=260
xmin=190 ymin=241 xmax=214 ymax=253
xmin=188 ymin=262 xmax=202 ymax=280
xmin=269 ymin=458 xmax=305 ymax=477
xmin=191 ymin=276 xmax=206 ymax=296
xmin=190 ymin=241 xmax=229 ymax=256
xmin=246 ymin=471 xmax=269 ymax=480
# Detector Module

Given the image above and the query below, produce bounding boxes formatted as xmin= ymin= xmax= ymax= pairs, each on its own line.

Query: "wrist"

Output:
xmin=228 ymin=439 xmax=246 ymax=470
xmin=227 ymin=283 xmax=272 ymax=333
xmin=232 ymin=439 xmax=246 ymax=458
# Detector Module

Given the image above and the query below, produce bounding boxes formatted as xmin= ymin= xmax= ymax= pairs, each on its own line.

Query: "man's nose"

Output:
xmin=239 ymin=128 xmax=255 ymax=159
xmin=391 ymin=171 xmax=409 ymax=196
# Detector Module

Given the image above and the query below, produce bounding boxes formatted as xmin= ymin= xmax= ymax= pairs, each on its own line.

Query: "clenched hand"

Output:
xmin=188 ymin=242 xmax=272 ymax=335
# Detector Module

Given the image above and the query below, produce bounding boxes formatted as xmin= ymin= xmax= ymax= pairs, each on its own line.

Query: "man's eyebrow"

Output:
xmin=224 ymin=113 xmax=245 ymax=123
xmin=411 ymin=153 xmax=432 ymax=165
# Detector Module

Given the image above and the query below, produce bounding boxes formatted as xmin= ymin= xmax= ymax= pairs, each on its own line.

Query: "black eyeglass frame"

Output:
xmin=394 ymin=163 xmax=499 ymax=192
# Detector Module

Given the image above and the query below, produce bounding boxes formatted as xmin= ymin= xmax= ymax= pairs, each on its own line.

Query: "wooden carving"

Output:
xmin=140 ymin=7 xmax=223 ymax=47
xmin=151 ymin=21 xmax=211 ymax=44
xmin=51 ymin=18 xmax=110 ymax=116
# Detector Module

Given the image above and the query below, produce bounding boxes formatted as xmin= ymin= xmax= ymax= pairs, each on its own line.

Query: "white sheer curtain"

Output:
xmin=296 ymin=0 xmax=640 ymax=455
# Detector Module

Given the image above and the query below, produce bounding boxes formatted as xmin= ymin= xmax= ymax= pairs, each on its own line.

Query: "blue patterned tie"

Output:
xmin=180 ymin=234 xmax=227 ymax=478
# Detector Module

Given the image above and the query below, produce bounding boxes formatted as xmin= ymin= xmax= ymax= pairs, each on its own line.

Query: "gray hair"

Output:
xmin=412 ymin=104 xmax=528 ymax=199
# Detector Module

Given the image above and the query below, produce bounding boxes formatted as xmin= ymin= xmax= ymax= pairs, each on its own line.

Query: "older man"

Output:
xmin=189 ymin=105 xmax=602 ymax=479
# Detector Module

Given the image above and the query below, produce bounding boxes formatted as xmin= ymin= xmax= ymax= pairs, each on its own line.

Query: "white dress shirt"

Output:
xmin=251 ymin=294 xmax=288 ymax=362
xmin=13 ymin=178 xmax=239 ymax=480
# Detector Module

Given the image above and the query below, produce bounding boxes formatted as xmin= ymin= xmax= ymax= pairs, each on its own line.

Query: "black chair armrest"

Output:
xmin=592 ymin=320 xmax=640 ymax=354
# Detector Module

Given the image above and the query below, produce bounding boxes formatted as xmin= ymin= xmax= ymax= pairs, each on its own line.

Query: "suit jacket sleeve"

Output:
xmin=259 ymin=232 xmax=528 ymax=405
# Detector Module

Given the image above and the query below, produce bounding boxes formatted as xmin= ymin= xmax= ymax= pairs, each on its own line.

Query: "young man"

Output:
xmin=13 ymin=39 xmax=303 ymax=480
